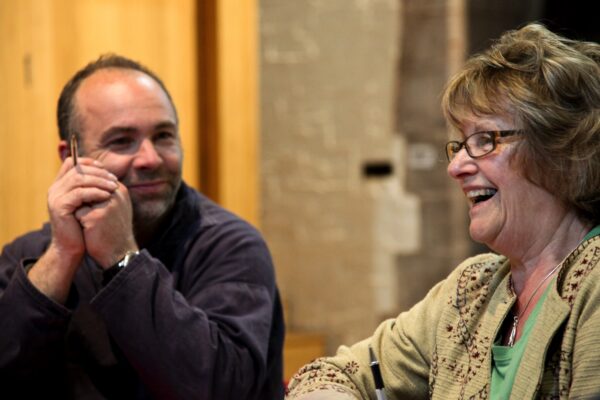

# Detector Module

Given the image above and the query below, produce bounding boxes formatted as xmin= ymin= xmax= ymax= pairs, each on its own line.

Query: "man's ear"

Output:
xmin=58 ymin=140 xmax=69 ymax=161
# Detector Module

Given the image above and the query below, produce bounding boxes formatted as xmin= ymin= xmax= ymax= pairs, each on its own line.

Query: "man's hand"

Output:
xmin=74 ymin=181 xmax=138 ymax=269
xmin=28 ymin=157 xmax=119 ymax=303
xmin=48 ymin=158 xmax=120 ymax=258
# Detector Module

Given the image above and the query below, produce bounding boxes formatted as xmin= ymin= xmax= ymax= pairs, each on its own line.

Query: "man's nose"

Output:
xmin=133 ymin=139 xmax=162 ymax=169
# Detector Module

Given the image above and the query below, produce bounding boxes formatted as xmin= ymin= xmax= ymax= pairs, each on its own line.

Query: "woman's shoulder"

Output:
xmin=560 ymin=236 xmax=600 ymax=306
xmin=443 ymin=253 xmax=510 ymax=298
xmin=452 ymin=252 xmax=508 ymax=279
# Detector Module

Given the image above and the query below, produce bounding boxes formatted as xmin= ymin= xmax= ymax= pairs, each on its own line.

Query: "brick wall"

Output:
xmin=260 ymin=0 xmax=470 ymax=352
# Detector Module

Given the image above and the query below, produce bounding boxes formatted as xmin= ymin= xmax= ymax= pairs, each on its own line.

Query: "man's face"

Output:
xmin=73 ymin=68 xmax=183 ymax=229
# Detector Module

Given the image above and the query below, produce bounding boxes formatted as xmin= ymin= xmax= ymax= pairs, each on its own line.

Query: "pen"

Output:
xmin=369 ymin=346 xmax=387 ymax=400
xmin=70 ymin=134 xmax=78 ymax=166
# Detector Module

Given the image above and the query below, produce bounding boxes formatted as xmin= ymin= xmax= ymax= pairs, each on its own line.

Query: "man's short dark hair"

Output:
xmin=57 ymin=54 xmax=178 ymax=141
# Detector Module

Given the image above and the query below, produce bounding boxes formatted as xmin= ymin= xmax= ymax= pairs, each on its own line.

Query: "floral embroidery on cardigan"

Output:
xmin=427 ymin=259 xmax=502 ymax=399
xmin=467 ymin=385 xmax=489 ymax=399
xmin=285 ymin=358 xmax=359 ymax=397
xmin=535 ymin=243 xmax=600 ymax=399
xmin=536 ymin=242 xmax=599 ymax=399
xmin=429 ymin=347 xmax=439 ymax=397
xmin=343 ymin=360 xmax=359 ymax=375
xmin=561 ymin=245 xmax=600 ymax=306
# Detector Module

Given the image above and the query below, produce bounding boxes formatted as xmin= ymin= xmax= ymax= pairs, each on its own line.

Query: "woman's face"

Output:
xmin=447 ymin=114 xmax=568 ymax=254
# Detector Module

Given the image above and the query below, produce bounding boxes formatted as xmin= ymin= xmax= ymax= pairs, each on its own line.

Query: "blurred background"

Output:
xmin=2 ymin=0 xmax=598 ymax=381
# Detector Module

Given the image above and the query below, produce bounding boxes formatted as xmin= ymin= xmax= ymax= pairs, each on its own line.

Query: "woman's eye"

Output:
xmin=475 ymin=135 xmax=493 ymax=147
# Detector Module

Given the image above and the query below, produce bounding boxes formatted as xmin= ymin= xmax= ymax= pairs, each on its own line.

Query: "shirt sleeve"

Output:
xmin=0 ymin=236 xmax=72 ymax=386
xmin=286 ymin=278 xmax=451 ymax=399
xmin=89 ymin=221 xmax=280 ymax=400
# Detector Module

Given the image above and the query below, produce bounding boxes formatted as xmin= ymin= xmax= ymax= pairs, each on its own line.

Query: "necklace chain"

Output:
xmin=506 ymin=260 xmax=564 ymax=347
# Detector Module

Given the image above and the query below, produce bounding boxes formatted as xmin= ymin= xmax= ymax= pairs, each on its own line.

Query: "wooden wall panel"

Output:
xmin=198 ymin=0 xmax=259 ymax=227
xmin=0 ymin=0 xmax=198 ymax=245
xmin=0 ymin=1 xmax=60 ymax=246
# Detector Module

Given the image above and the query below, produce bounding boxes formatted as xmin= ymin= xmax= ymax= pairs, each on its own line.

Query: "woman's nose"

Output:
xmin=447 ymin=147 xmax=475 ymax=179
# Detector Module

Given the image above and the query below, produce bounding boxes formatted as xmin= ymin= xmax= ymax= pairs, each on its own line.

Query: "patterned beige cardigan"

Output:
xmin=286 ymin=236 xmax=600 ymax=399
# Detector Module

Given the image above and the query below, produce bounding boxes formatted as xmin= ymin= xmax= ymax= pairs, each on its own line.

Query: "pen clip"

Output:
xmin=368 ymin=346 xmax=379 ymax=367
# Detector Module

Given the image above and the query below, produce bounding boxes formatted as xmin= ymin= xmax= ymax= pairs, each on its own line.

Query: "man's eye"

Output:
xmin=155 ymin=131 xmax=176 ymax=142
xmin=108 ymin=137 xmax=134 ymax=147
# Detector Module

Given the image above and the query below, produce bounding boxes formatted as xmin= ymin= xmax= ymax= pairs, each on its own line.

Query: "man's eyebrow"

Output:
xmin=100 ymin=121 xmax=177 ymax=141
xmin=155 ymin=121 xmax=177 ymax=130
xmin=101 ymin=126 xmax=138 ymax=139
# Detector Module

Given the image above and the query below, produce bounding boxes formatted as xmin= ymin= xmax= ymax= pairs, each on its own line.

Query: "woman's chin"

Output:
xmin=469 ymin=224 xmax=493 ymax=246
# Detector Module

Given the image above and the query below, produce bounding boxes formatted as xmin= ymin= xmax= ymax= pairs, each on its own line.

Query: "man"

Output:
xmin=0 ymin=55 xmax=284 ymax=399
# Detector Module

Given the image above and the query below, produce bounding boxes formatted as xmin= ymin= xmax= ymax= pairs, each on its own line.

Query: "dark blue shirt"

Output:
xmin=0 ymin=182 xmax=285 ymax=399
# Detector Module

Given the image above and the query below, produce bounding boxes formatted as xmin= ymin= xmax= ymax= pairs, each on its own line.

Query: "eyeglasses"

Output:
xmin=445 ymin=130 xmax=520 ymax=162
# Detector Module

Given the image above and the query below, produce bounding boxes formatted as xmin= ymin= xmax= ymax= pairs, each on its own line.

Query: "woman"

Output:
xmin=286 ymin=23 xmax=600 ymax=399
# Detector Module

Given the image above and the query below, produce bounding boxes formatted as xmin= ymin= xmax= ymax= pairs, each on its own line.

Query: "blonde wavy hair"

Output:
xmin=443 ymin=23 xmax=600 ymax=224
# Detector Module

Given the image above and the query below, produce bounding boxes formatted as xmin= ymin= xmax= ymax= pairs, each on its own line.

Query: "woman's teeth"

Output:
xmin=467 ymin=188 xmax=497 ymax=204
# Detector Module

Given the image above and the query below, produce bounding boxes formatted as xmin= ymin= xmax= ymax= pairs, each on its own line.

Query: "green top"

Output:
xmin=490 ymin=279 xmax=552 ymax=399
xmin=490 ymin=225 xmax=600 ymax=399
xmin=584 ymin=225 xmax=600 ymax=242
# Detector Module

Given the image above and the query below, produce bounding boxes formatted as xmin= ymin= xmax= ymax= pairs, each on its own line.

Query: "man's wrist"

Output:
xmin=116 ymin=250 xmax=139 ymax=268
xmin=102 ymin=250 xmax=139 ymax=285
xmin=27 ymin=247 xmax=82 ymax=304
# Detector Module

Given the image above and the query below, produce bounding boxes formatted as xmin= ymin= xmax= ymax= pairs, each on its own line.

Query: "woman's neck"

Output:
xmin=506 ymin=213 xmax=591 ymax=294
